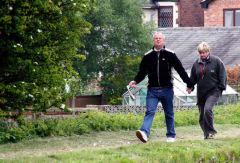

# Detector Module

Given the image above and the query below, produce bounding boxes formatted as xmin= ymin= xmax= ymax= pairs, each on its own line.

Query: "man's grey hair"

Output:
xmin=152 ymin=31 xmax=165 ymax=39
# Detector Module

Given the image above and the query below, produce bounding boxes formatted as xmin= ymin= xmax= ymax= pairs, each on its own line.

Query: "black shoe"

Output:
xmin=208 ymin=133 xmax=215 ymax=139
xmin=204 ymin=133 xmax=216 ymax=139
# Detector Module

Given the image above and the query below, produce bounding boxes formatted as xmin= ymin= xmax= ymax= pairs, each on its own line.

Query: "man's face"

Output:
xmin=199 ymin=51 xmax=209 ymax=60
xmin=153 ymin=33 xmax=165 ymax=48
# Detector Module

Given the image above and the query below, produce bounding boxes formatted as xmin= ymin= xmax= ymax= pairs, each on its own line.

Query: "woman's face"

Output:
xmin=198 ymin=51 xmax=209 ymax=60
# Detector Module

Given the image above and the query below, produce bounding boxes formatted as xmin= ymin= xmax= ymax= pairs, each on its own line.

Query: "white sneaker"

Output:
xmin=136 ymin=130 xmax=148 ymax=143
xmin=166 ymin=137 xmax=175 ymax=142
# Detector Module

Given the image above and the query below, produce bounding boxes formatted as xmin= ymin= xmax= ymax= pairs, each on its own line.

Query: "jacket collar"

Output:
xmin=153 ymin=45 xmax=165 ymax=52
xmin=198 ymin=55 xmax=211 ymax=64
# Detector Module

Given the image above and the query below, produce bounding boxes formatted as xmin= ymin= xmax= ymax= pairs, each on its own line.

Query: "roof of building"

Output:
xmin=158 ymin=27 xmax=240 ymax=70
xmin=200 ymin=0 xmax=214 ymax=8
xmin=142 ymin=0 xmax=178 ymax=9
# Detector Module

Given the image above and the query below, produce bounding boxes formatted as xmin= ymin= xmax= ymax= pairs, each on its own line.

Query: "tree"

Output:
xmin=0 ymin=0 xmax=94 ymax=111
xmin=100 ymin=55 xmax=142 ymax=104
xmin=77 ymin=0 xmax=153 ymax=104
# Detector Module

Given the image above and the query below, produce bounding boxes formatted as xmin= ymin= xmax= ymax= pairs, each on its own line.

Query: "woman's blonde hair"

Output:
xmin=197 ymin=42 xmax=210 ymax=52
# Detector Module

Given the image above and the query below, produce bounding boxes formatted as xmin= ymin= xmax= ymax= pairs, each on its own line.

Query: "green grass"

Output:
xmin=0 ymin=124 xmax=240 ymax=163
xmin=0 ymin=103 xmax=240 ymax=162
xmin=1 ymin=138 xmax=240 ymax=163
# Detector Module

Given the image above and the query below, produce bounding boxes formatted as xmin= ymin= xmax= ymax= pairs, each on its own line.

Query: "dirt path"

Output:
xmin=0 ymin=124 xmax=240 ymax=159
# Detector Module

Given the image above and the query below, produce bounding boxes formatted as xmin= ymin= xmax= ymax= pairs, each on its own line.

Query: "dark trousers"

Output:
xmin=198 ymin=90 xmax=221 ymax=137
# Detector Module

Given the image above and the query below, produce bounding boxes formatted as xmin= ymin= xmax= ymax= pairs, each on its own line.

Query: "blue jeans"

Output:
xmin=140 ymin=87 xmax=175 ymax=138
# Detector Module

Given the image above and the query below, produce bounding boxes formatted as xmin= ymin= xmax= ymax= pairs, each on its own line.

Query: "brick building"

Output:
xmin=143 ymin=0 xmax=240 ymax=27
xmin=178 ymin=0 xmax=203 ymax=27
xmin=201 ymin=0 xmax=240 ymax=27
xmin=142 ymin=1 xmax=179 ymax=27
xmin=142 ymin=0 xmax=204 ymax=27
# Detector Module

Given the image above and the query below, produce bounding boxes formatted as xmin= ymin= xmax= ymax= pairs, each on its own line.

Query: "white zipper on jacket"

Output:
xmin=157 ymin=52 xmax=160 ymax=86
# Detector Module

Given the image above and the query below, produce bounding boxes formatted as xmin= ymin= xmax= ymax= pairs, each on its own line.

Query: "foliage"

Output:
xmin=101 ymin=55 xmax=142 ymax=104
xmin=226 ymin=65 xmax=240 ymax=84
xmin=0 ymin=111 xmax=141 ymax=143
xmin=226 ymin=65 xmax=240 ymax=92
xmin=0 ymin=0 xmax=94 ymax=111
xmin=76 ymin=0 xmax=153 ymax=103
xmin=0 ymin=103 xmax=240 ymax=144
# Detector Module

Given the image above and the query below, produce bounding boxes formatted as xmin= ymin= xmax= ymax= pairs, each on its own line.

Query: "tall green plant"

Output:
xmin=0 ymin=0 xmax=94 ymax=111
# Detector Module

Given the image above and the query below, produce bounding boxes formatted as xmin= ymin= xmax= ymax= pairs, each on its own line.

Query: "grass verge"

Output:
xmin=0 ymin=124 xmax=240 ymax=163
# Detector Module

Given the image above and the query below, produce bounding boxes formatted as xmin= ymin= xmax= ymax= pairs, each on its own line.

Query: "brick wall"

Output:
xmin=204 ymin=0 xmax=240 ymax=26
xmin=178 ymin=0 xmax=204 ymax=27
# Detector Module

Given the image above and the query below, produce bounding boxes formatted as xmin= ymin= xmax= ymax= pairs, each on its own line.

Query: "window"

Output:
xmin=159 ymin=6 xmax=173 ymax=28
xmin=236 ymin=10 xmax=240 ymax=26
xmin=224 ymin=9 xmax=240 ymax=27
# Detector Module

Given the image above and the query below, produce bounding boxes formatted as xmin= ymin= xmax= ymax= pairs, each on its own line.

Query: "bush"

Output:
xmin=0 ymin=111 xmax=141 ymax=144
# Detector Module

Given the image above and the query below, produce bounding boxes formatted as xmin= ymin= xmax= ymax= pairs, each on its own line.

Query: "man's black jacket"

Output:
xmin=134 ymin=47 xmax=193 ymax=88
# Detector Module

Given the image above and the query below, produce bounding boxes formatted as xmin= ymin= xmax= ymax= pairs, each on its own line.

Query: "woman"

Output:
xmin=187 ymin=42 xmax=227 ymax=139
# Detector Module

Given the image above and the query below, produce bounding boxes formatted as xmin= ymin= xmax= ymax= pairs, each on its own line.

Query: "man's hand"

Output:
xmin=186 ymin=87 xmax=192 ymax=94
xmin=128 ymin=81 xmax=136 ymax=87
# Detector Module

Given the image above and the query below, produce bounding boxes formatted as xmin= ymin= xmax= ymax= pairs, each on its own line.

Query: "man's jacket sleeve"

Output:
xmin=172 ymin=53 xmax=193 ymax=88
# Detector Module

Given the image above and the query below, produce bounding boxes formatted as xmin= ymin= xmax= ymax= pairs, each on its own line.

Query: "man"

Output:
xmin=187 ymin=42 xmax=227 ymax=139
xmin=129 ymin=32 xmax=192 ymax=143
